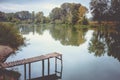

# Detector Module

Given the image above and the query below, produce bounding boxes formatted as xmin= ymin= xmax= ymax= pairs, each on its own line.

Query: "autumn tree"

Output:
xmin=49 ymin=3 xmax=88 ymax=24
xmin=61 ymin=3 xmax=83 ymax=24
xmin=78 ymin=5 xmax=88 ymax=24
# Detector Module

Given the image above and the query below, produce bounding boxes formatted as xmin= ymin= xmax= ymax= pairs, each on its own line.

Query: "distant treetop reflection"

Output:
xmin=0 ymin=22 xmax=26 ymax=52
xmin=18 ymin=24 xmax=88 ymax=46
xmin=89 ymin=26 xmax=120 ymax=61
xmin=49 ymin=24 xmax=88 ymax=46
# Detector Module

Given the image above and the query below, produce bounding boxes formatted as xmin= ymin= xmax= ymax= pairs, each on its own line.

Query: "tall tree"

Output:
xmin=61 ymin=3 xmax=73 ymax=24
xmin=71 ymin=3 xmax=81 ymax=24
xmin=35 ymin=11 xmax=44 ymax=23
xmin=0 ymin=11 xmax=7 ymax=21
xmin=32 ymin=11 xmax=35 ymax=22
xmin=111 ymin=0 xmax=120 ymax=22
xmin=15 ymin=11 xmax=31 ymax=20
xmin=49 ymin=3 xmax=87 ymax=24
xmin=90 ymin=0 xmax=110 ymax=23
xmin=49 ymin=7 xmax=62 ymax=23
xmin=78 ymin=5 xmax=88 ymax=23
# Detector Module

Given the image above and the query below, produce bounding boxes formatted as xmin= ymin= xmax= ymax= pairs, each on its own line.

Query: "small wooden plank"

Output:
xmin=0 ymin=52 xmax=62 ymax=68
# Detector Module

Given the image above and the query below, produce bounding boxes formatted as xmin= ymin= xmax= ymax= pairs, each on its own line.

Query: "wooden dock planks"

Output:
xmin=0 ymin=52 xmax=62 ymax=68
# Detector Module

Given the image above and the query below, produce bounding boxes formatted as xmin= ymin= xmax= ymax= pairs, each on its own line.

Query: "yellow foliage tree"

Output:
xmin=78 ymin=5 xmax=88 ymax=23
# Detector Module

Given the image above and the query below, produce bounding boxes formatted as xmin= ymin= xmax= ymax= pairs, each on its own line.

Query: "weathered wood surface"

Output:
xmin=0 ymin=52 xmax=62 ymax=68
xmin=0 ymin=45 xmax=13 ymax=62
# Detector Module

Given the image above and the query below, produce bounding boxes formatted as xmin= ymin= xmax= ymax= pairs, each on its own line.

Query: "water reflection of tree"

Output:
xmin=18 ymin=24 xmax=88 ymax=46
xmin=49 ymin=25 xmax=87 ymax=46
xmin=89 ymin=26 xmax=120 ymax=61
xmin=18 ymin=24 xmax=47 ymax=35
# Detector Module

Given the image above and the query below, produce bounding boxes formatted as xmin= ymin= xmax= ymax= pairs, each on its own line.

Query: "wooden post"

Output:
xmin=42 ymin=60 xmax=44 ymax=76
xmin=48 ymin=58 xmax=50 ymax=75
xmin=24 ymin=64 xmax=26 ymax=80
xmin=60 ymin=55 xmax=63 ymax=78
xmin=29 ymin=63 xmax=31 ymax=79
xmin=55 ymin=57 xmax=57 ymax=73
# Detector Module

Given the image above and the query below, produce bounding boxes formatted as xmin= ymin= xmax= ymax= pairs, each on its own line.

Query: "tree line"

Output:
xmin=90 ymin=0 xmax=120 ymax=23
xmin=1 ymin=1 xmax=120 ymax=24
xmin=0 ymin=11 xmax=50 ymax=23
xmin=0 ymin=2 xmax=88 ymax=25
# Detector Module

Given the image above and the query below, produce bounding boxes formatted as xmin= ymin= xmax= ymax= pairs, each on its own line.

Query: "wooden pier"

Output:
xmin=0 ymin=52 xmax=63 ymax=80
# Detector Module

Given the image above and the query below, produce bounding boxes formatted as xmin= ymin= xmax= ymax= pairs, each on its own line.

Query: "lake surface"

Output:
xmin=6 ymin=24 xmax=120 ymax=80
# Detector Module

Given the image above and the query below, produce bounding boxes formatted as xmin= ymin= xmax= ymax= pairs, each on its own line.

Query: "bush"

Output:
xmin=0 ymin=22 xmax=25 ymax=51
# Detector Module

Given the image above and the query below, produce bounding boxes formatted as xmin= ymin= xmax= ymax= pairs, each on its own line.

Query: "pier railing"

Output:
xmin=0 ymin=52 xmax=63 ymax=80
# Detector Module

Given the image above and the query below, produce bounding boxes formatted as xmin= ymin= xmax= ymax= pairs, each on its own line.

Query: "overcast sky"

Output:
xmin=0 ymin=0 xmax=91 ymax=17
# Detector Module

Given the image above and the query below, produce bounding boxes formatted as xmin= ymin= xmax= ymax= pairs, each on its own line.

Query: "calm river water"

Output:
xmin=6 ymin=24 xmax=120 ymax=80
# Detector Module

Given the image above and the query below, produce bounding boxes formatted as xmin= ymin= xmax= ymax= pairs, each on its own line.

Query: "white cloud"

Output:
xmin=0 ymin=3 xmax=59 ymax=16
xmin=0 ymin=0 xmax=91 ymax=17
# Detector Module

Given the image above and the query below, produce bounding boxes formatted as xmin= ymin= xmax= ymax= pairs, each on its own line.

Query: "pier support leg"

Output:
xmin=24 ymin=64 xmax=26 ymax=80
xmin=60 ymin=55 xmax=63 ymax=78
xmin=55 ymin=57 xmax=57 ymax=73
xmin=42 ymin=60 xmax=44 ymax=76
xmin=29 ymin=63 xmax=31 ymax=80
xmin=48 ymin=58 xmax=50 ymax=75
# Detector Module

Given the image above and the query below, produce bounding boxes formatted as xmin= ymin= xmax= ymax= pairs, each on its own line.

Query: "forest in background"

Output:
xmin=0 ymin=3 xmax=88 ymax=25
xmin=0 ymin=0 xmax=120 ymax=25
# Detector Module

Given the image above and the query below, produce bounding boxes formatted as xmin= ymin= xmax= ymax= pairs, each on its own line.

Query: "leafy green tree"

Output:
xmin=0 ymin=23 xmax=26 ymax=51
xmin=0 ymin=11 xmax=7 ymax=21
xmin=49 ymin=3 xmax=88 ymax=24
xmin=15 ymin=11 xmax=32 ymax=20
xmin=90 ymin=0 xmax=110 ymax=23
xmin=32 ymin=11 xmax=35 ymax=22
xmin=78 ymin=5 xmax=88 ymax=24
xmin=61 ymin=3 xmax=73 ymax=24
xmin=49 ymin=7 xmax=62 ymax=23
xmin=61 ymin=3 xmax=82 ymax=24
xmin=35 ymin=11 xmax=44 ymax=23
xmin=6 ymin=13 xmax=14 ymax=21
xmin=71 ymin=3 xmax=81 ymax=24
xmin=111 ymin=0 xmax=120 ymax=22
